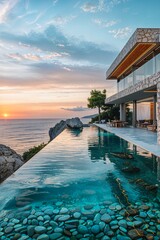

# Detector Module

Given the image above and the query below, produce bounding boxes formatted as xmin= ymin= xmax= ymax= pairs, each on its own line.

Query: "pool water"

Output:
xmin=0 ymin=126 xmax=159 ymax=239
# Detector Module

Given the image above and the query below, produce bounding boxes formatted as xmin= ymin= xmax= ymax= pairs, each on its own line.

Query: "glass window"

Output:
xmin=156 ymin=53 xmax=160 ymax=73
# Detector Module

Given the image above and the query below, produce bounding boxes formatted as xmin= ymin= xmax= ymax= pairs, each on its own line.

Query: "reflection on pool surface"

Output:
xmin=0 ymin=126 xmax=160 ymax=239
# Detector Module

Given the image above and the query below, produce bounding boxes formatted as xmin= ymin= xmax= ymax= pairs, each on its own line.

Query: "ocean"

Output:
xmin=0 ymin=118 xmax=89 ymax=155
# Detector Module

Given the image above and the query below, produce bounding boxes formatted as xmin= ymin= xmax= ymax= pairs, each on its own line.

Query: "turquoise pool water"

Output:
xmin=0 ymin=126 xmax=159 ymax=239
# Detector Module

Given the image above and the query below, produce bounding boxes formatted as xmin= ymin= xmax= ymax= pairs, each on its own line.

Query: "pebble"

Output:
xmin=60 ymin=207 xmax=68 ymax=214
xmin=73 ymin=212 xmax=81 ymax=219
xmin=50 ymin=233 xmax=62 ymax=239
xmin=91 ymin=224 xmax=100 ymax=234
xmin=35 ymin=226 xmax=46 ymax=234
xmin=27 ymin=226 xmax=35 ymax=237
xmin=101 ymin=213 xmax=111 ymax=223
xmin=37 ymin=234 xmax=49 ymax=240
xmin=78 ymin=225 xmax=88 ymax=234
xmin=4 ymin=227 xmax=13 ymax=234
xmin=58 ymin=215 xmax=70 ymax=222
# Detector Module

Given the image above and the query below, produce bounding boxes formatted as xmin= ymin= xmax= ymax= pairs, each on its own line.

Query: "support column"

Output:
xmin=153 ymin=95 xmax=157 ymax=123
xmin=132 ymin=100 xmax=137 ymax=127
xmin=157 ymin=81 xmax=160 ymax=144
xmin=120 ymin=103 xmax=126 ymax=121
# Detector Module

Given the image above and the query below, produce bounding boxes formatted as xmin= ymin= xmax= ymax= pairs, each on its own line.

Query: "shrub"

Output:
xmin=23 ymin=143 xmax=47 ymax=161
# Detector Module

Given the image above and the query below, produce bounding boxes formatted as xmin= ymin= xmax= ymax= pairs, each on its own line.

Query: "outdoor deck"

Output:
xmin=95 ymin=124 xmax=160 ymax=158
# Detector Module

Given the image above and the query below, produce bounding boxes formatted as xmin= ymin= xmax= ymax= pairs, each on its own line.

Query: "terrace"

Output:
xmin=95 ymin=123 xmax=160 ymax=157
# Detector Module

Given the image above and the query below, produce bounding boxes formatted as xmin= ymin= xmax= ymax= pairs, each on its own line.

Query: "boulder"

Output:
xmin=49 ymin=118 xmax=83 ymax=141
xmin=0 ymin=144 xmax=24 ymax=183
xmin=49 ymin=120 xmax=67 ymax=141
xmin=66 ymin=117 xmax=83 ymax=129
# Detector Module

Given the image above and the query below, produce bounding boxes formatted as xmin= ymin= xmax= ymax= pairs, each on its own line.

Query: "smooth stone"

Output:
xmin=133 ymin=220 xmax=143 ymax=227
xmin=28 ymin=215 xmax=36 ymax=220
xmin=157 ymin=224 xmax=160 ymax=231
xmin=91 ymin=225 xmax=100 ymax=234
xmin=12 ymin=233 xmax=21 ymax=239
xmin=50 ymin=221 xmax=58 ymax=229
xmin=107 ymin=230 xmax=114 ymax=237
xmin=1 ymin=222 xmax=7 ymax=227
xmin=35 ymin=212 xmax=44 ymax=217
xmin=96 ymin=232 xmax=104 ymax=238
xmin=84 ymin=205 xmax=94 ymax=210
xmin=110 ymin=220 xmax=118 ymax=226
xmin=50 ymin=233 xmax=62 ymax=240
xmin=27 ymin=226 xmax=35 ymax=237
xmin=101 ymin=213 xmax=111 ymax=223
xmin=18 ymin=236 xmax=29 ymax=240
xmin=44 ymin=209 xmax=53 ymax=216
xmin=54 ymin=227 xmax=63 ymax=233
xmin=58 ymin=215 xmax=70 ymax=221
xmin=116 ymin=205 xmax=122 ymax=210
xmin=64 ymin=229 xmax=72 ymax=237
xmin=44 ymin=215 xmax=51 ymax=221
xmin=53 ymin=209 xmax=59 ymax=214
xmin=37 ymin=216 xmax=44 ymax=221
xmin=4 ymin=226 xmax=13 ymax=234
xmin=23 ymin=218 xmax=28 ymax=225
xmin=128 ymin=229 xmax=144 ymax=239
xmin=0 ymin=232 xmax=4 ymax=237
xmin=12 ymin=219 xmax=20 ymax=224
xmin=56 ymin=202 xmax=63 ymax=207
xmin=94 ymin=213 xmax=101 ymax=224
xmin=117 ymin=235 xmax=131 ymax=240
xmin=78 ymin=225 xmax=88 ymax=234
xmin=139 ymin=212 xmax=147 ymax=218
xmin=35 ymin=226 xmax=46 ymax=234
xmin=73 ymin=212 xmax=81 ymax=219
xmin=60 ymin=208 xmax=69 ymax=214
xmin=118 ymin=219 xmax=127 ymax=228
xmin=32 ymin=219 xmax=38 ymax=225
xmin=99 ymin=221 xmax=105 ymax=230
xmin=111 ymin=225 xmax=119 ymax=230
xmin=37 ymin=234 xmax=49 ymax=240
xmin=119 ymin=226 xmax=127 ymax=233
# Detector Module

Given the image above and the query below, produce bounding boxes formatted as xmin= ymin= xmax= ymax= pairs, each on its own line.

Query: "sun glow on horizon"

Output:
xmin=3 ymin=113 xmax=9 ymax=118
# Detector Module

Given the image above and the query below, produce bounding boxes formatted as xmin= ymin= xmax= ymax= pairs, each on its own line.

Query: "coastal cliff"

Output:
xmin=0 ymin=144 xmax=24 ymax=183
xmin=49 ymin=117 xmax=83 ymax=141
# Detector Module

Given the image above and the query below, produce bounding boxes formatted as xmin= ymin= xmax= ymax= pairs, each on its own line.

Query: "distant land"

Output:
xmin=82 ymin=114 xmax=98 ymax=119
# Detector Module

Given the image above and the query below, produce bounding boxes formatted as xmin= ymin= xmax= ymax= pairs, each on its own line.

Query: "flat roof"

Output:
xmin=106 ymin=28 xmax=160 ymax=80
xmin=95 ymin=124 xmax=160 ymax=157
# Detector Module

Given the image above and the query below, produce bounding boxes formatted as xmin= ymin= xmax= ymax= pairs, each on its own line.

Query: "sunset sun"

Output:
xmin=3 ymin=113 xmax=9 ymax=118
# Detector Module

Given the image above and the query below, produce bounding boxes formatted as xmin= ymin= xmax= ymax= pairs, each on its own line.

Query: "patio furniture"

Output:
xmin=111 ymin=120 xmax=124 ymax=127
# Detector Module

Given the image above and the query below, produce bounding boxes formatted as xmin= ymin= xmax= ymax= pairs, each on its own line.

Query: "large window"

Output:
xmin=156 ymin=53 xmax=160 ymax=72
xmin=118 ymin=54 xmax=157 ymax=92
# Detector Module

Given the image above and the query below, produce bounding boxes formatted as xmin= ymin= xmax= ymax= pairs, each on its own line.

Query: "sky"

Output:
xmin=0 ymin=0 xmax=160 ymax=119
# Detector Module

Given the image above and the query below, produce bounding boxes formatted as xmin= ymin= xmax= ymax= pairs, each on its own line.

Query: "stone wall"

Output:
xmin=105 ymin=71 xmax=160 ymax=104
xmin=106 ymin=28 xmax=160 ymax=78
xmin=157 ymin=80 xmax=160 ymax=144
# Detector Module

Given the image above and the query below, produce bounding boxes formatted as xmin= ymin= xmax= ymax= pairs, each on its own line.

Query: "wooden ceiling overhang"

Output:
xmin=107 ymin=42 xmax=157 ymax=80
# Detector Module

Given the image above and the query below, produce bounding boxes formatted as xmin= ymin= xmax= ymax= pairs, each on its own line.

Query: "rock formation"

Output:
xmin=49 ymin=120 xmax=67 ymax=141
xmin=0 ymin=144 xmax=24 ymax=183
xmin=49 ymin=117 xmax=83 ymax=141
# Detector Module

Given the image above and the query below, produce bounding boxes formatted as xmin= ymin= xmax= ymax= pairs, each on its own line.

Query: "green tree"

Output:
xmin=87 ymin=89 xmax=106 ymax=123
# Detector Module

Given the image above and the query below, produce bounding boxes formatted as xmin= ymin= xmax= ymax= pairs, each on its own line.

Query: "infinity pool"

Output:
xmin=0 ymin=126 xmax=159 ymax=239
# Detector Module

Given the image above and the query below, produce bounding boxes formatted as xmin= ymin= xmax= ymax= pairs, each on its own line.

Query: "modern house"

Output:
xmin=105 ymin=28 xmax=160 ymax=144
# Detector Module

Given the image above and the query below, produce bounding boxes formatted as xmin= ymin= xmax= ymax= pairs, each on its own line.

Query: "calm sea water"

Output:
xmin=0 ymin=118 xmax=89 ymax=154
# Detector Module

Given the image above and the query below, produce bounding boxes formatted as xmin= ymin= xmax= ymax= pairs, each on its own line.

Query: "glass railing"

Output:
xmin=118 ymin=53 xmax=160 ymax=92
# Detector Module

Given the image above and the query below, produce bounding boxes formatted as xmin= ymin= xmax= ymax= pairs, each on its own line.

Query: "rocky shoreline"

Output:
xmin=0 ymin=200 xmax=159 ymax=239
xmin=0 ymin=144 xmax=24 ymax=183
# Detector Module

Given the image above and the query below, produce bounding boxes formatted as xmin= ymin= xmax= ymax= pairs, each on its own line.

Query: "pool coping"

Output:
xmin=94 ymin=124 xmax=160 ymax=158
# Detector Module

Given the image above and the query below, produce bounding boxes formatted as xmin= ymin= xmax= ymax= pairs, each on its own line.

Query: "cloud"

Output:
xmin=93 ymin=19 xmax=117 ymax=28
xmin=61 ymin=106 xmax=88 ymax=111
xmin=0 ymin=0 xmax=18 ymax=23
xmin=6 ymin=52 xmax=62 ymax=62
xmin=47 ymin=15 xmax=76 ymax=26
xmin=109 ymin=27 xmax=132 ymax=38
xmin=81 ymin=3 xmax=97 ymax=13
xmin=0 ymin=25 xmax=117 ymax=65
